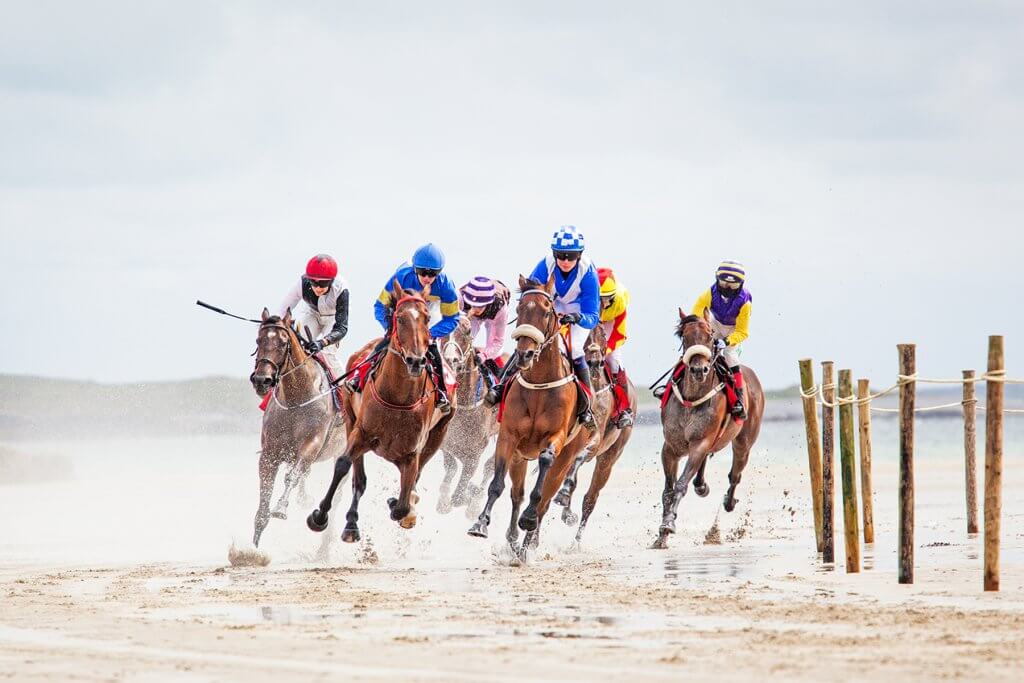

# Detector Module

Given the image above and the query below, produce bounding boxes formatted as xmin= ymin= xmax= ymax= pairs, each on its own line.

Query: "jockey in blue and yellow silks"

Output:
xmin=485 ymin=225 xmax=599 ymax=429
xmin=349 ymin=243 xmax=458 ymax=414
xmin=691 ymin=259 xmax=752 ymax=419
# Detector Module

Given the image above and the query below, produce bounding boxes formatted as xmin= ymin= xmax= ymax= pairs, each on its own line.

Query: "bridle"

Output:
xmin=510 ymin=289 xmax=561 ymax=358
xmin=388 ymin=294 xmax=429 ymax=373
xmin=251 ymin=322 xmax=298 ymax=388
xmin=677 ymin=319 xmax=724 ymax=402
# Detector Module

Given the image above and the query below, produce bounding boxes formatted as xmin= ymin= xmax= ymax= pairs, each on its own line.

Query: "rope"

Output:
xmin=800 ymin=371 xmax=1023 ymax=414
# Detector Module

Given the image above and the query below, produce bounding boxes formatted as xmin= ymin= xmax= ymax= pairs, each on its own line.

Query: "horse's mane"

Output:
xmin=674 ymin=314 xmax=705 ymax=339
xmin=517 ymin=277 xmax=545 ymax=294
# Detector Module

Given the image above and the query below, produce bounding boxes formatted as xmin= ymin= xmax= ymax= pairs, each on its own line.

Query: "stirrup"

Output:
xmin=579 ymin=409 xmax=596 ymax=429
xmin=484 ymin=385 xmax=503 ymax=407
xmin=614 ymin=410 xmax=634 ymax=429
xmin=436 ymin=393 xmax=453 ymax=415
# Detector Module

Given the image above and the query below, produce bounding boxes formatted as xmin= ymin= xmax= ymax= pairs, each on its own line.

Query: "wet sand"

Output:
xmin=2 ymin=427 xmax=1023 ymax=681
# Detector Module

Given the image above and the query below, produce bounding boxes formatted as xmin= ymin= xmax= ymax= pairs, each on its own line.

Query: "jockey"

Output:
xmin=353 ymin=243 xmax=458 ymax=414
xmin=279 ymin=254 xmax=349 ymax=370
xmin=597 ymin=267 xmax=634 ymax=429
xmin=486 ymin=225 xmax=599 ymax=430
xmin=459 ymin=276 xmax=511 ymax=392
xmin=691 ymin=260 xmax=752 ymax=420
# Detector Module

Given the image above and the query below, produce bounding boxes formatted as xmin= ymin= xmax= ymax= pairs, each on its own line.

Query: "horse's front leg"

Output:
xmin=436 ymin=450 xmax=458 ymax=514
xmin=468 ymin=438 xmax=510 ymax=538
xmin=724 ymin=441 xmax=752 ymax=512
xmin=652 ymin=442 xmax=680 ymax=549
xmin=342 ymin=456 xmax=368 ymax=542
xmin=555 ymin=447 xmax=589 ymax=526
xmin=307 ymin=429 xmax=366 ymax=533
xmin=272 ymin=446 xmax=315 ymax=520
xmin=450 ymin=452 xmax=480 ymax=508
xmin=692 ymin=458 xmax=710 ymax=497
xmin=506 ymin=458 xmax=527 ymax=546
xmin=518 ymin=444 xmax=556 ymax=532
xmin=253 ymin=450 xmax=280 ymax=547
xmin=387 ymin=453 xmax=420 ymax=528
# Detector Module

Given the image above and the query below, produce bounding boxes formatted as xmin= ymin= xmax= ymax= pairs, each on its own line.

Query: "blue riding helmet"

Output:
xmin=551 ymin=225 xmax=585 ymax=253
xmin=412 ymin=243 xmax=446 ymax=270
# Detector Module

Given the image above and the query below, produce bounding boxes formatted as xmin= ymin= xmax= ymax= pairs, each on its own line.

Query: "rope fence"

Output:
xmin=797 ymin=335 xmax=1011 ymax=593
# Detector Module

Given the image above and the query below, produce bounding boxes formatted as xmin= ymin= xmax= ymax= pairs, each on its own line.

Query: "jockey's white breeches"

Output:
xmin=559 ymin=323 xmax=591 ymax=361
xmin=605 ymin=347 xmax=624 ymax=374
xmin=293 ymin=302 xmax=344 ymax=371
xmin=711 ymin=321 xmax=742 ymax=367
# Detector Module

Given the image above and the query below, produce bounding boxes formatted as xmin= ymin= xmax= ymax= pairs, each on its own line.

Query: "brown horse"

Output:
xmin=467 ymin=275 xmax=595 ymax=556
xmin=652 ymin=308 xmax=765 ymax=549
xmin=553 ymin=324 xmax=637 ymax=542
xmin=249 ymin=308 xmax=347 ymax=547
xmin=437 ymin=317 xmax=502 ymax=515
xmin=307 ymin=281 xmax=454 ymax=540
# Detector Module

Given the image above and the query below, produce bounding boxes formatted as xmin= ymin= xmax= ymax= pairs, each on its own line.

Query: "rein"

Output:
xmin=367 ymin=292 xmax=433 ymax=411
xmin=388 ymin=294 xmax=428 ymax=363
xmin=253 ymin=322 xmax=315 ymax=387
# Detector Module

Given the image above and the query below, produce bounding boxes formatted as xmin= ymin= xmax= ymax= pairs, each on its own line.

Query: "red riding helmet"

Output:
xmin=305 ymin=254 xmax=338 ymax=280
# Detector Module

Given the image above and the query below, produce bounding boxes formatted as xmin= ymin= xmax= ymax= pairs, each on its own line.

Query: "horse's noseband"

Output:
xmin=252 ymin=323 xmax=292 ymax=386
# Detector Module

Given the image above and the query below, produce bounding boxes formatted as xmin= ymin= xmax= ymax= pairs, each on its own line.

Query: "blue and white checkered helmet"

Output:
xmin=550 ymin=225 xmax=585 ymax=253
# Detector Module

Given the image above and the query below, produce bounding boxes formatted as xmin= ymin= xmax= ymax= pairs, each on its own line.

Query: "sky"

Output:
xmin=2 ymin=1 xmax=1022 ymax=390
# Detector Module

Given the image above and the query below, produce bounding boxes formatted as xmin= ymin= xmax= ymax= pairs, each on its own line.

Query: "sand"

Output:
xmin=1 ymin=425 xmax=1023 ymax=681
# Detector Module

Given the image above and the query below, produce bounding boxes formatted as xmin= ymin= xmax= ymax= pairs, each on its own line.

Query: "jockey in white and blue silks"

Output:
xmin=485 ymin=225 xmax=599 ymax=429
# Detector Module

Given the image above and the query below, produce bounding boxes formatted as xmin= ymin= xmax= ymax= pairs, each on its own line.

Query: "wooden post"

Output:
xmin=984 ymin=336 xmax=1003 ymax=592
xmin=857 ymin=378 xmax=875 ymax=544
xmin=963 ymin=370 xmax=979 ymax=535
xmin=821 ymin=361 xmax=836 ymax=565
xmin=799 ymin=359 xmax=824 ymax=553
xmin=898 ymin=344 xmax=915 ymax=585
xmin=838 ymin=370 xmax=860 ymax=573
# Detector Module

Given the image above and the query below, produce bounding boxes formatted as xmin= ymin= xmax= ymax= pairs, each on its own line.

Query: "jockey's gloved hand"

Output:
xmin=559 ymin=313 xmax=582 ymax=326
xmin=715 ymin=339 xmax=727 ymax=352
xmin=306 ymin=339 xmax=324 ymax=353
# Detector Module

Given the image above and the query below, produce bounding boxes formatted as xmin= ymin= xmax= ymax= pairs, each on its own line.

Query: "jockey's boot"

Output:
xmin=730 ymin=366 xmax=747 ymax=420
xmin=346 ymin=336 xmax=389 ymax=393
xmin=572 ymin=357 xmax=597 ymax=430
xmin=484 ymin=352 xmax=518 ymax=406
xmin=480 ymin=357 xmax=501 ymax=393
xmin=611 ymin=368 xmax=634 ymax=429
xmin=426 ymin=342 xmax=452 ymax=416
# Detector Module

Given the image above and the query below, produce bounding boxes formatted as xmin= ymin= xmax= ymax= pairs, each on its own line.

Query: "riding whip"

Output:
xmin=195 ymin=300 xmax=262 ymax=324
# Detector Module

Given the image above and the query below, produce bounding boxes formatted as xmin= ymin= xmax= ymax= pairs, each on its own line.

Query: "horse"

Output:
xmin=306 ymin=281 xmax=455 ymax=541
xmin=651 ymin=308 xmax=765 ymax=550
xmin=467 ymin=275 xmax=595 ymax=556
xmin=552 ymin=323 xmax=637 ymax=543
xmin=249 ymin=308 xmax=347 ymax=548
xmin=437 ymin=316 xmax=503 ymax=516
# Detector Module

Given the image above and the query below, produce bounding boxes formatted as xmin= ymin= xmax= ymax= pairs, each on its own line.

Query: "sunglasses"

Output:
xmin=553 ymin=251 xmax=580 ymax=262
xmin=415 ymin=267 xmax=441 ymax=278
xmin=310 ymin=279 xmax=333 ymax=288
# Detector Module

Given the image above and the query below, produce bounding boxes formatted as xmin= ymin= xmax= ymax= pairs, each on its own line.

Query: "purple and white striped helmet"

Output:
xmin=462 ymin=276 xmax=497 ymax=307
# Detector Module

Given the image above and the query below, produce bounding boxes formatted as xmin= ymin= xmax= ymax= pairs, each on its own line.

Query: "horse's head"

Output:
xmin=251 ymin=307 xmax=298 ymax=396
xmin=676 ymin=308 xmax=715 ymax=384
xmin=512 ymin=274 xmax=558 ymax=370
xmin=585 ymin=324 xmax=608 ymax=371
xmin=443 ymin=316 xmax=475 ymax=375
xmin=390 ymin=279 xmax=431 ymax=377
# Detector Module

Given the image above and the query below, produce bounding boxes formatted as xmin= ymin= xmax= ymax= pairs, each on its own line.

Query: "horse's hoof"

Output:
xmin=270 ymin=511 xmax=287 ymax=520
xmin=553 ymin=488 xmax=572 ymax=508
xmin=694 ymin=482 xmax=710 ymax=497
xmin=341 ymin=527 xmax=361 ymax=543
xmin=436 ymin=498 xmax=452 ymax=515
xmin=399 ymin=510 xmax=418 ymax=529
xmin=518 ymin=512 xmax=538 ymax=532
xmin=659 ymin=522 xmax=676 ymax=536
xmin=467 ymin=521 xmax=489 ymax=538
xmin=650 ymin=536 xmax=669 ymax=550
xmin=561 ymin=507 xmax=579 ymax=526
xmin=307 ymin=510 xmax=329 ymax=533
xmin=724 ymin=496 xmax=737 ymax=513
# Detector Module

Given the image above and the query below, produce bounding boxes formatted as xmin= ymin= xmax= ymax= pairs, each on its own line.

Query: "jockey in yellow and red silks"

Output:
xmin=597 ymin=267 xmax=634 ymax=429
xmin=691 ymin=260 xmax=752 ymax=420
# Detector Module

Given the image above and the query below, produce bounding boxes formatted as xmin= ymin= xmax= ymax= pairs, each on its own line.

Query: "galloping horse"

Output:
xmin=553 ymin=324 xmax=637 ymax=542
xmin=468 ymin=275 xmax=595 ymax=555
xmin=249 ymin=308 xmax=346 ymax=547
xmin=307 ymin=281 xmax=454 ymax=540
xmin=437 ymin=317 xmax=502 ymax=515
xmin=652 ymin=308 xmax=765 ymax=549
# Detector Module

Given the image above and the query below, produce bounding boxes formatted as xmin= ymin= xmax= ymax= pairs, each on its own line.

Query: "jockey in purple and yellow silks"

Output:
xmin=691 ymin=259 xmax=752 ymax=420
xmin=484 ymin=225 xmax=599 ymax=429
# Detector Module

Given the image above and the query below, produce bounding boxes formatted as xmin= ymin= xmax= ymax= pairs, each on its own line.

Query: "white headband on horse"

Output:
xmin=682 ymin=344 xmax=713 ymax=364
xmin=511 ymin=324 xmax=546 ymax=345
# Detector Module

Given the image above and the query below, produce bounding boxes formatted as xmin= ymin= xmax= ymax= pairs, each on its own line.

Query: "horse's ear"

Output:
xmin=421 ymin=281 xmax=432 ymax=300
xmin=702 ymin=308 xmax=712 ymax=324
xmin=518 ymin=274 xmax=529 ymax=291
xmin=283 ymin=307 xmax=292 ymax=324
xmin=391 ymin=278 xmax=404 ymax=302
xmin=262 ymin=307 xmax=270 ymax=321
xmin=544 ymin=273 xmax=556 ymax=295
xmin=678 ymin=307 xmax=687 ymax=320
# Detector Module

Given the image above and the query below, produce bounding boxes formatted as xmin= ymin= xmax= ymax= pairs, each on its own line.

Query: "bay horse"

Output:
xmin=553 ymin=324 xmax=637 ymax=542
xmin=652 ymin=308 xmax=765 ymax=550
xmin=437 ymin=317 xmax=503 ymax=515
xmin=307 ymin=281 xmax=454 ymax=541
xmin=467 ymin=275 xmax=595 ymax=556
xmin=249 ymin=308 xmax=347 ymax=547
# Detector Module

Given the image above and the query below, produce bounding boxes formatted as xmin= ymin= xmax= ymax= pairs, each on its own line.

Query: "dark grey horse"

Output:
xmin=250 ymin=308 xmax=347 ymax=548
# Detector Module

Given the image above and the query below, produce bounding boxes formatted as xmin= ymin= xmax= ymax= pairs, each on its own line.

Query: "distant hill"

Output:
xmin=0 ymin=374 xmax=259 ymax=441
